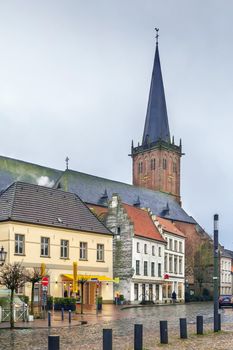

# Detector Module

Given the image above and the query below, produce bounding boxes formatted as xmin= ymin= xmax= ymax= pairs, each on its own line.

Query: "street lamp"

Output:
xmin=0 ymin=246 xmax=7 ymax=266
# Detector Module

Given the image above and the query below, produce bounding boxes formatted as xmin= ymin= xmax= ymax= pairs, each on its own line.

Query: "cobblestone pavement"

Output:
xmin=1 ymin=303 xmax=233 ymax=349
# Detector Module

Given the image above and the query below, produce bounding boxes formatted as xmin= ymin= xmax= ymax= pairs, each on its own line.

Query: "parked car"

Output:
xmin=219 ymin=295 xmax=233 ymax=308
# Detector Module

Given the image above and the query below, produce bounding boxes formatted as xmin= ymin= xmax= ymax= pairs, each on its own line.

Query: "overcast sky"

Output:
xmin=0 ymin=1 xmax=232 ymax=248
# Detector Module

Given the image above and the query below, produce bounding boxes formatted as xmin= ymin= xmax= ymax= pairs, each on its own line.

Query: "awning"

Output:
xmin=63 ymin=274 xmax=119 ymax=283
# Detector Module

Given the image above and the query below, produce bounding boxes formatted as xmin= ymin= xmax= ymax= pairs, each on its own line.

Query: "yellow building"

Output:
xmin=0 ymin=182 xmax=113 ymax=304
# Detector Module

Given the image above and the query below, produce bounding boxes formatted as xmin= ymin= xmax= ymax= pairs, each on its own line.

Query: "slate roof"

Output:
xmin=142 ymin=43 xmax=170 ymax=145
xmin=221 ymin=248 xmax=233 ymax=259
xmin=122 ymin=204 xmax=165 ymax=243
xmin=0 ymin=156 xmax=196 ymax=224
xmin=56 ymin=169 xmax=196 ymax=224
xmin=0 ymin=182 xmax=111 ymax=235
xmin=0 ymin=155 xmax=62 ymax=192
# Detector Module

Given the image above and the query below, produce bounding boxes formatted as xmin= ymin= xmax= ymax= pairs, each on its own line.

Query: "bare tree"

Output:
xmin=0 ymin=262 xmax=28 ymax=328
xmin=27 ymin=267 xmax=42 ymax=316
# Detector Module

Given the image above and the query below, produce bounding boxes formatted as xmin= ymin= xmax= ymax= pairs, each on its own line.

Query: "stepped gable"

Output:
xmin=0 ymin=181 xmax=111 ymax=235
xmin=122 ymin=204 xmax=165 ymax=242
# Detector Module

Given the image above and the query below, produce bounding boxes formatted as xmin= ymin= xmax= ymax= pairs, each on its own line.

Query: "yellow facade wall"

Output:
xmin=0 ymin=221 xmax=113 ymax=302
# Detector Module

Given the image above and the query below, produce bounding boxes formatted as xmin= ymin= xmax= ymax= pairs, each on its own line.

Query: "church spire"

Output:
xmin=142 ymin=29 xmax=170 ymax=145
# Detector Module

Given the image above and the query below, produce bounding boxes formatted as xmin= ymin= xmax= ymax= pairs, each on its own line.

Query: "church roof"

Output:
xmin=0 ymin=155 xmax=195 ymax=224
xmin=142 ymin=43 xmax=170 ymax=145
xmin=56 ymin=169 xmax=195 ymax=224
xmin=0 ymin=181 xmax=111 ymax=235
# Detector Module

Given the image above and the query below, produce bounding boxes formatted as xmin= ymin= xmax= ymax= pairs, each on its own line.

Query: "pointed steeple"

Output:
xmin=142 ymin=31 xmax=170 ymax=145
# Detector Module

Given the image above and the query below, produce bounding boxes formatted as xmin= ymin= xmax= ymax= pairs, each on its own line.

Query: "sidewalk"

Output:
xmin=0 ymin=304 xmax=123 ymax=329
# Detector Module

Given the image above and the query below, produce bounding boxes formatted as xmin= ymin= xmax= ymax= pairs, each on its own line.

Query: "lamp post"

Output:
xmin=0 ymin=246 xmax=7 ymax=266
xmin=213 ymin=214 xmax=219 ymax=332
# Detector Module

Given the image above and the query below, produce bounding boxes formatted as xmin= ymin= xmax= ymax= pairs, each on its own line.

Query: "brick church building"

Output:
xmin=0 ymin=36 xmax=213 ymax=297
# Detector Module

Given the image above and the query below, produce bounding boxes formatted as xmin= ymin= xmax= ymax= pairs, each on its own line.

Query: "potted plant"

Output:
xmin=97 ymin=297 xmax=103 ymax=310
xmin=119 ymin=295 xmax=124 ymax=305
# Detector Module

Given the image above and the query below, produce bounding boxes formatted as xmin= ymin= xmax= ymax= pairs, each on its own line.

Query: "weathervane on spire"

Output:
xmin=155 ymin=27 xmax=159 ymax=45
xmin=65 ymin=156 xmax=69 ymax=170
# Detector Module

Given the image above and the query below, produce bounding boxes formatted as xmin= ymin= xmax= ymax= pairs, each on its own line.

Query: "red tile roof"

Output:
xmin=157 ymin=216 xmax=185 ymax=237
xmin=123 ymin=204 xmax=165 ymax=242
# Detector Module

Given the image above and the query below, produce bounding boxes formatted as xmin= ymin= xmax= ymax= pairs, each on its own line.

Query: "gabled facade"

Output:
xmin=92 ymin=195 xmax=168 ymax=303
xmin=0 ymin=182 xmax=113 ymax=304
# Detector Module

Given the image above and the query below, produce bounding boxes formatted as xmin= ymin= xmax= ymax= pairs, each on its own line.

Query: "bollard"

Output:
xmin=160 ymin=320 xmax=168 ymax=344
xmin=179 ymin=318 xmax=187 ymax=339
xmin=134 ymin=324 xmax=143 ymax=350
xmin=48 ymin=311 xmax=51 ymax=328
xmin=103 ymin=329 xmax=112 ymax=350
xmin=196 ymin=315 xmax=203 ymax=335
xmin=218 ymin=313 xmax=221 ymax=331
xmin=61 ymin=308 xmax=64 ymax=321
xmin=48 ymin=335 xmax=60 ymax=350
xmin=68 ymin=310 xmax=71 ymax=324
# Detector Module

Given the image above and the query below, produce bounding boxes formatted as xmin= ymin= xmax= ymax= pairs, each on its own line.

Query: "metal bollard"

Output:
xmin=218 ymin=313 xmax=221 ymax=331
xmin=196 ymin=315 xmax=203 ymax=335
xmin=179 ymin=318 xmax=187 ymax=339
xmin=160 ymin=320 xmax=168 ymax=344
xmin=48 ymin=335 xmax=60 ymax=350
xmin=61 ymin=308 xmax=64 ymax=321
xmin=134 ymin=324 xmax=143 ymax=350
xmin=48 ymin=311 xmax=51 ymax=327
xmin=68 ymin=310 xmax=71 ymax=324
xmin=103 ymin=329 xmax=112 ymax=350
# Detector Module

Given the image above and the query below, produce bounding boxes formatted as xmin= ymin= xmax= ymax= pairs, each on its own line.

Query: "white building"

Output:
xmin=153 ymin=216 xmax=185 ymax=302
xmin=220 ymin=248 xmax=232 ymax=295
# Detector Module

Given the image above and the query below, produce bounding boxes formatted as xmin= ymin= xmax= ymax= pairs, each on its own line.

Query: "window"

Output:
xmin=174 ymin=256 xmax=177 ymax=274
xmin=162 ymin=158 xmax=167 ymax=169
xmin=169 ymin=239 xmax=173 ymax=250
xmin=174 ymin=240 xmax=177 ymax=252
xmin=179 ymin=257 xmax=182 ymax=274
xmin=97 ymin=244 xmax=104 ymax=261
xmin=169 ymin=255 xmax=173 ymax=273
xmin=152 ymin=246 xmax=155 ymax=256
xmin=60 ymin=240 xmax=69 ymax=259
xmin=158 ymin=247 xmax=161 ymax=257
xmin=144 ymin=244 xmax=147 ymax=254
xmin=158 ymin=263 xmax=162 ymax=277
xmin=41 ymin=237 xmax=49 ymax=257
xmin=15 ymin=234 xmax=25 ymax=255
xmin=137 ymin=242 xmax=140 ymax=253
xmin=134 ymin=284 xmax=139 ymax=301
xmin=164 ymin=254 xmax=168 ymax=272
xmin=144 ymin=261 xmax=148 ymax=276
xmin=173 ymin=162 xmax=177 ymax=173
xmin=136 ymin=260 xmax=140 ymax=275
xmin=138 ymin=161 xmax=143 ymax=174
xmin=151 ymin=262 xmax=155 ymax=277
xmin=151 ymin=158 xmax=156 ymax=170
xmin=80 ymin=242 xmax=88 ymax=260
xmin=179 ymin=241 xmax=182 ymax=253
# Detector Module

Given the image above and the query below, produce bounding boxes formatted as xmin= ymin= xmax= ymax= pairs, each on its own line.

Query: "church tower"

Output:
xmin=131 ymin=32 xmax=182 ymax=203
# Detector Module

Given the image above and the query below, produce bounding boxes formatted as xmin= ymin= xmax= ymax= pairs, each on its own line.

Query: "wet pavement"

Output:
xmin=1 ymin=303 xmax=233 ymax=349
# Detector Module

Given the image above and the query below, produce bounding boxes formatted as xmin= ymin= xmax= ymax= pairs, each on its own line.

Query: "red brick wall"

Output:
xmin=132 ymin=148 xmax=181 ymax=200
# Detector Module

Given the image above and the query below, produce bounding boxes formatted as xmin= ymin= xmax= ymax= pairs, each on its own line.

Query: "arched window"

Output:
xmin=151 ymin=158 xmax=156 ymax=170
